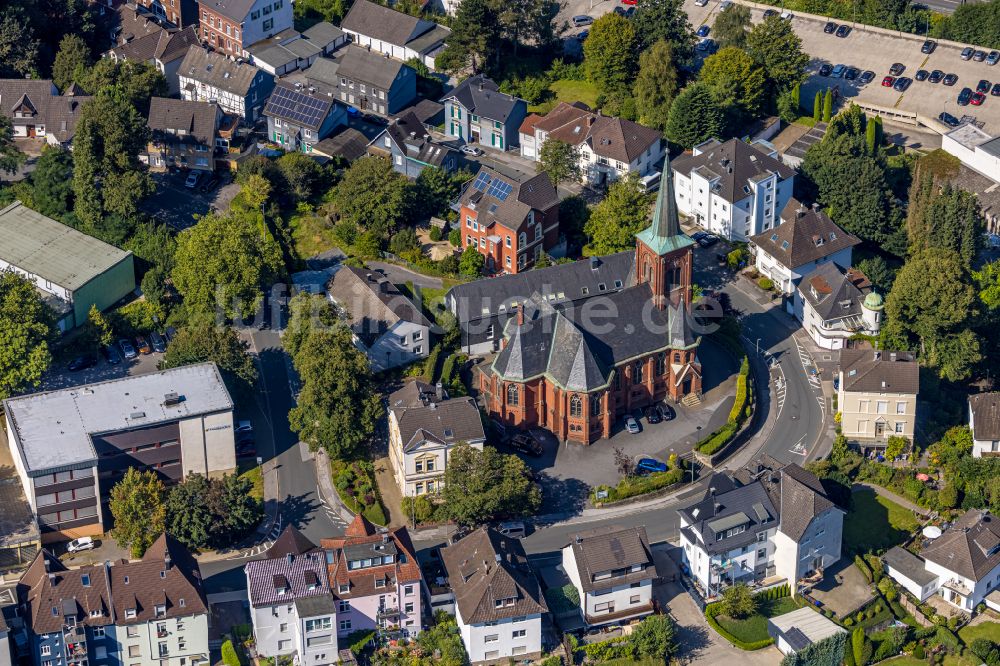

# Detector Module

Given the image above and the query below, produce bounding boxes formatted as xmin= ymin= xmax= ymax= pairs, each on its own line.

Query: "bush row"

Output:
xmin=697 ymin=421 xmax=741 ymax=455
xmin=704 ymin=602 xmax=774 ymax=651
xmin=727 ymin=356 xmax=752 ymax=424
xmin=590 ymin=466 xmax=685 ymax=504
xmin=698 ymin=354 xmax=753 ymax=455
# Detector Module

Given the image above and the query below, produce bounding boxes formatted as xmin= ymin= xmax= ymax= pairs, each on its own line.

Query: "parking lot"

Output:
xmin=141 ymin=170 xmax=241 ymax=230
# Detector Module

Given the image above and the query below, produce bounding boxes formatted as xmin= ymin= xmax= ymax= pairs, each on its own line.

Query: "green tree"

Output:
xmin=0 ymin=271 xmax=54 ymax=400
xmin=276 ymin=151 xmax=326 ymax=202
xmin=498 ymin=0 xmax=558 ymax=56
xmin=713 ymin=3 xmax=751 ymax=49
xmin=109 ymin=468 xmax=166 ymax=558
xmin=855 ymin=255 xmax=896 ymax=293
xmin=699 ymin=47 xmax=767 ymax=122
xmin=284 ymin=292 xmax=339 ymax=360
xmin=330 ymin=156 xmax=411 ymax=239
xmin=294 ymin=0 xmax=348 ymax=24
xmin=665 ymin=82 xmax=725 ymax=149
xmin=631 ymin=614 xmax=677 ymax=659
xmin=459 ymin=246 xmax=485 ymax=277
xmin=82 ymin=304 xmax=114 ymax=348
xmin=631 ymin=0 xmax=694 ymax=59
xmin=171 ymin=211 xmax=284 ymax=321
xmin=822 ymin=88 xmax=833 ymax=122
xmin=220 ymin=640 xmax=240 ymax=666
xmin=0 ymin=115 xmax=24 ymax=179
xmin=288 ymin=323 xmax=383 ymax=460
xmin=907 ymin=179 xmax=984 ymax=268
xmin=746 ymin=14 xmax=810 ymax=91
xmin=851 ymin=627 xmax=871 ymax=666
xmin=633 ymin=40 xmax=679 ymax=132
xmin=719 ymin=583 xmax=757 ymax=619
xmin=26 ymin=145 xmax=73 ymax=218
xmin=884 ymin=435 xmax=908 ymax=460
xmin=442 ymin=442 xmax=541 ymax=526
xmin=125 ymin=221 xmax=177 ymax=307
xmin=975 ymin=259 xmax=1000 ymax=310
xmin=416 ymin=612 xmax=469 ymax=666
xmin=583 ymin=13 xmax=639 ymax=98
xmin=0 ymin=7 xmax=39 ymax=78
xmin=435 ymin=0 xmax=502 ymax=74
xmin=52 ymin=33 xmax=91 ymax=91
xmin=79 ymin=58 xmax=168 ymax=115
xmin=538 ymin=138 xmax=581 ymax=188
xmin=159 ymin=323 xmax=258 ymax=392
xmin=583 ymin=173 xmax=651 ymax=255
xmin=813 ymin=90 xmax=822 ymax=123
xmin=390 ymin=226 xmax=420 ymax=255
xmin=166 ymin=473 xmax=261 ymax=550
xmin=414 ymin=166 xmax=471 ymax=221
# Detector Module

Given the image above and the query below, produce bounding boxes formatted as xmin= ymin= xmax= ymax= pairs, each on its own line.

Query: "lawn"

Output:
xmin=289 ymin=211 xmax=339 ymax=260
xmin=843 ymin=488 xmax=920 ymax=555
xmin=715 ymin=596 xmax=805 ymax=643
xmin=529 ymin=78 xmax=600 ymax=114
xmin=959 ymin=621 xmax=1000 ymax=645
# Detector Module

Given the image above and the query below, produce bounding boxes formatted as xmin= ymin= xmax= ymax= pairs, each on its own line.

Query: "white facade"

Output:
xmin=387 ymin=423 xmax=483 ymax=497
xmin=178 ymin=410 xmax=238 ymax=479
xmin=342 ymin=32 xmax=437 ymax=69
xmin=523 ymin=132 xmax=663 ymax=186
xmin=456 ymin=608 xmax=543 ymax=664
xmin=120 ymin=613 xmax=210 ymax=666
xmin=360 ymin=318 xmax=430 ymax=372
xmin=756 ymin=246 xmax=854 ymax=296
xmin=970 ymin=401 xmax=1000 ymax=458
xmin=561 ymin=546 xmax=654 ymax=626
xmin=178 ymin=74 xmax=267 ymax=122
xmin=679 ymin=519 xmax=777 ymax=594
xmin=250 ymin=602 xmax=338 ymax=664
xmin=942 ymin=125 xmax=1000 ymax=182
xmin=923 ymin=558 xmax=1000 ymax=611
xmin=884 ymin=561 xmax=938 ymax=602
xmin=772 ymin=509 xmax=843 ymax=586
xmin=237 ymin=0 xmax=294 ymax=52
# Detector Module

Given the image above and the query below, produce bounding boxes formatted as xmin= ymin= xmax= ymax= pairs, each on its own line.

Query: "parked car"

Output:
xmin=694 ymin=0 xmax=709 ymax=6
xmin=943 ymin=73 xmax=959 ymax=86
xmin=836 ymin=24 xmax=851 ymax=37
xmin=690 ymin=230 xmax=708 ymax=242
xmin=135 ymin=335 xmax=151 ymax=355
xmin=102 ymin=344 xmax=122 ymax=365
xmin=572 ymin=14 xmax=593 ymax=26
xmin=236 ymin=440 xmax=256 ymax=458
xmin=696 ymin=24 xmax=710 ymax=37
xmin=961 ymin=46 xmax=975 ymax=60
xmin=824 ymin=21 xmax=837 ymax=33
xmin=928 ymin=70 xmax=944 ymax=83
xmin=498 ymin=521 xmax=527 ymax=539
xmin=819 ymin=63 xmax=833 ymax=77
xmin=236 ymin=420 xmax=254 ymax=435
xmin=198 ymin=174 xmax=220 ymax=193
xmin=859 ymin=70 xmax=875 ymax=85
xmin=119 ymin=338 xmax=137 ymax=359
xmin=461 ymin=145 xmax=483 ymax=156
xmin=645 ymin=406 xmax=662 ymax=424
xmin=696 ymin=38 xmax=717 ymax=53
xmin=938 ymin=111 xmax=961 ymax=127
xmin=576 ymin=30 xmax=589 ymax=40
xmin=149 ymin=331 xmax=166 ymax=353
xmin=988 ymin=51 xmax=1000 ymax=66
xmin=67 ymin=537 xmax=95 ymax=553
xmin=921 ymin=39 xmax=936 ymax=54
xmin=972 ymin=91 xmax=987 ymax=106
xmin=974 ymin=50 xmax=987 ymax=62
xmin=992 ymin=83 xmax=1000 ymax=96
xmin=978 ymin=79 xmax=992 ymax=93
xmin=68 ymin=354 xmax=97 ymax=372
xmin=882 ymin=75 xmax=895 ymax=87
xmin=658 ymin=403 xmax=675 ymax=421
xmin=958 ymin=87 xmax=974 ymax=105
xmin=831 ymin=64 xmax=845 ymax=78
xmin=780 ymin=9 xmax=793 ymax=19
xmin=893 ymin=77 xmax=912 ymax=92
xmin=915 ymin=69 xmax=929 ymax=81
xmin=697 ymin=234 xmax=719 ymax=247
xmin=164 ymin=326 xmax=178 ymax=342
xmin=184 ymin=170 xmax=201 ymax=189
xmin=763 ymin=8 xmax=778 ymax=17
xmin=510 ymin=432 xmax=543 ymax=457
xmin=845 ymin=67 xmax=859 ymax=81
xmin=636 ymin=458 xmax=668 ymax=474
xmin=624 ymin=414 xmax=641 ymax=434
xmin=889 ymin=63 xmax=905 ymax=76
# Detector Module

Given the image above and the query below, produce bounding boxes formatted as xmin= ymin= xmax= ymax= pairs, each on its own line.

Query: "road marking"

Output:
xmin=789 ymin=435 xmax=807 ymax=456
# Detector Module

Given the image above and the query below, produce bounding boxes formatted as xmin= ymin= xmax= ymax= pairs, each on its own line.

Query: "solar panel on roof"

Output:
xmin=472 ymin=171 xmax=492 ymax=191
xmin=487 ymin=179 xmax=513 ymax=201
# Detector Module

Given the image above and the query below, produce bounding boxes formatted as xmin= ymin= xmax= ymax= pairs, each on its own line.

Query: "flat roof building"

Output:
xmin=3 ymin=363 xmax=236 ymax=543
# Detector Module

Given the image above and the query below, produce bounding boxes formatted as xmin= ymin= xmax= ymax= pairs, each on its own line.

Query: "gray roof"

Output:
xmin=922 ymin=509 xmax=1000 ymax=581
xmin=777 ymin=465 xmax=837 ymax=541
xmin=458 ymin=165 xmax=558 ymax=233
xmin=566 ymin=526 xmax=655 ymax=593
xmin=327 ymin=265 xmax=431 ymax=345
xmin=532 ymin=101 xmax=661 ymax=163
xmin=750 ymin=199 xmax=860 ymax=269
xmin=313 ymin=127 xmax=370 ymax=161
xmin=284 ymin=38 xmax=323 ymax=60
xmin=378 ymin=111 xmax=456 ymax=168
xmin=200 ymin=0 xmax=258 ymax=22
xmin=388 ymin=383 xmax=485 ymax=451
xmin=446 ymin=251 xmax=635 ymax=323
xmin=302 ymin=21 xmax=344 ymax=45
xmin=883 ymin=546 xmax=937 ymax=586
xmin=3 ymin=363 xmax=233 ymax=474
xmin=0 ymin=79 xmax=90 ymax=144
xmin=840 ymin=349 xmax=919 ymax=395
xmin=443 ymin=75 xmax=523 ymax=123
xmin=303 ymin=56 xmax=341 ymax=90
xmin=441 ymin=528 xmax=548 ymax=625
xmin=768 ymin=607 xmax=845 ymax=648
xmin=264 ymin=81 xmax=336 ymax=131
xmin=148 ymin=97 xmax=219 ymax=145
xmin=341 ymin=0 xmax=446 ymax=50
xmin=798 ymin=262 xmax=870 ymax=322
xmin=111 ymin=7 xmax=199 ymax=64
xmin=245 ymin=549 xmax=331 ymax=608
xmin=970 ymin=393 xmax=1000 ymax=441
xmin=671 ymin=138 xmax=794 ymax=203
xmin=0 ymin=201 xmax=132 ymax=291
xmin=179 ymin=46 xmax=267 ymax=96
xmin=336 ymin=46 xmax=410 ymax=90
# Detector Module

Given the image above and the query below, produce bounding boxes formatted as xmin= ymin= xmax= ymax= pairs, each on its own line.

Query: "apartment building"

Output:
xmin=178 ymin=46 xmax=275 ymax=123
xmin=134 ymin=0 xmax=198 ymax=28
xmin=442 ymin=75 xmax=526 ymax=152
xmin=969 ymin=393 xmax=1000 ymax=458
xmin=370 ymin=112 xmax=459 ymax=178
xmin=303 ymin=49 xmax=417 ymax=118
xmin=837 ymin=349 xmax=919 ymax=449
xmin=794 ymin=263 xmax=883 ymax=350
xmin=198 ymin=0 xmax=293 ymax=57
xmin=107 ymin=4 xmax=200 ymax=95
xmin=264 ymin=81 xmax=346 ymax=153
xmin=145 ymin=97 xmax=222 ymax=172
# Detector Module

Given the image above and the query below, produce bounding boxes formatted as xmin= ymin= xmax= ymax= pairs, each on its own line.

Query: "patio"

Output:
xmin=803 ymin=559 xmax=874 ymax=619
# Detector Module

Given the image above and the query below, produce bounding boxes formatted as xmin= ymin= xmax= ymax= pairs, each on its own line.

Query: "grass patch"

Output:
xmin=238 ymin=462 xmax=264 ymax=502
xmin=289 ymin=212 xmax=339 ymax=260
xmin=713 ymin=596 xmax=805 ymax=645
xmin=843 ymin=488 xmax=919 ymax=555
xmin=543 ymin=583 xmax=580 ymax=615
xmin=959 ymin=621 xmax=1000 ymax=645
xmin=529 ymin=78 xmax=600 ymax=114
xmin=598 ymin=657 xmax=662 ymax=666
xmin=794 ymin=116 xmax=818 ymax=128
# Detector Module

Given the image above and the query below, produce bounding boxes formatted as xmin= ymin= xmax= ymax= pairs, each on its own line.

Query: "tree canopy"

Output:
xmin=907 ymin=178 xmax=984 ymax=268
xmin=0 ymin=271 xmax=54 ymax=400
xmin=330 ymin=156 xmax=411 ymax=242
xmin=442 ymin=442 xmax=542 ymax=526
xmin=584 ymin=174 xmax=651 ymax=255
xmin=631 ymin=0 xmax=694 ymax=60
xmin=583 ymin=13 xmax=639 ymax=100
xmin=712 ymin=3 xmax=751 ymax=49
xmin=538 ymin=138 xmax=581 ymax=188
xmin=699 ymin=46 xmax=767 ymax=128
xmin=160 ymin=323 xmax=258 ymax=393
xmin=52 ymin=33 xmax=90 ymax=92
xmin=746 ymin=14 xmax=810 ymax=92
xmin=165 ymin=473 xmax=262 ymax=550
xmin=109 ymin=468 xmax=166 ymax=558
xmin=0 ymin=114 xmax=24 ymax=180
xmin=666 ymin=82 xmax=725 ymax=149
xmin=633 ymin=40 xmax=679 ymax=132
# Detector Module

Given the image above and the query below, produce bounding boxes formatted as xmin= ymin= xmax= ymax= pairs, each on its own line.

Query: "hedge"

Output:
xmin=728 ymin=356 xmax=751 ymax=423
xmin=697 ymin=421 xmax=740 ymax=455
xmin=422 ymin=344 xmax=444 ymax=382
xmin=344 ymin=630 xmax=376 ymax=655
xmin=591 ymin=466 xmax=685 ymax=503
xmin=854 ymin=555 xmax=873 ymax=583
xmin=705 ymin=603 xmax=775 ymax=651
xmin=580 ymin=636 xmax=636 ymax=661
xmin=221 ymin=640 xmax=241 ymax=666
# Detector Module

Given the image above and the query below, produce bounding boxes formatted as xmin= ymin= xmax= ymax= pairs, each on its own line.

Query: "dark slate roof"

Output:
xmin=798 ymin=262 xmax=870 ymax=322
xmin=840 ymin=349 xmax=919 ymax=395
xmin=19 ymin=552 xmax=114 ymax=634
xmin=566 ymin=526 xmax=655 ymax=593
xmin=389 ymin=386 xmax=486 ymax=451
xmin=314 ymin=127 xmax=371 ymax=161
xmin=446 ymin=251 xmax=635 ymax=324
xmin=531 ymin=102 xmax=661 ymax=163
xmin=302 ymin=21 xmax=344 ymax=45
xmin=264 ymin=81 xmax=336 ymax=131
xmin=970 ymin=393 xmax=1000 ymax=441
xmin=379 ymin=111 xmax=456 ymax=168
xmin=458 ymin=165 xmax=558 ymax=233
xmin=265 ymin=525 xmax=319 ymax=559
xmin=245 ymin=548 xmax=330 ymax=608
xmin=110 ymin=534 xmax=208 ymax=625
xmin=111 ymin=7 xmax=199 ymax=64
xmin=777 ymin=466 xmax=837 ymax=541
xmin=922 ymin=509 xmax=1000 ymax=581
xmin=179 ymin=46 xmax=267 ymax=96
xmin=327 ymin=265 xmax=431 ymax=345
xmin=636 ymin=159 xmax=696 ymax=256
xmin=442 ymin=75 xmax=523 ymax=123
xmin=671 ymin=138 xmax=794 ymax=203
xmin=677 ymin=473 xmax=778 ymax=555
xmin=749 ymin=199 xmax=860 ymax=269
xmin=883 ymin=546 xmax=937 ymax=586
xmin=341 ymin=0 xmax=444 ymax=48
xmin=0 ymin=79 xmax=90 ymax=144
xmin=147 ymin=97 xmax=219 ymax=145
xmin=441 ymin=528 xmax=548 ymax=625
xmin=337 ymin=46 xmax=410 ymax=89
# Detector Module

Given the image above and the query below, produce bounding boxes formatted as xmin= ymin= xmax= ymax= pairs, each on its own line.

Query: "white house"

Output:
xmin=794 ymin=263 xmax=883 ymax=350
xmin=441 ymin=528 xmax=548 ymax=665
xmin=0 ymin=79 xmax=90 ymax=148
xmin=340 ymin=0 xmax=450 ymax=69
xmin=970 ymin=393 xmax=1000 ymax=458
xmin=749 ymin=199 xmax=860 ymax=297
xmin=672 ymin=138 xmax=795 ymax=241
xmin=245 ymin=527 xmax=339 ymax=666
xmin=178 ymin=46 xmax=275 ymax=123
xmin=326 ymin=265 xmax=432 ymax=372
xmin=942 ymin=124 xmax=1000 ymax=183
xmin=387 ymin=381 xmax=486 ymax=497
xmin=677 ymin=458 xmax=843 ymax=599
xmin=837 ymin=349 xmax=919 ymax=448
xmin=562 ymin=526 xmax=657 ymax=627
xmin=884 ymin=510 xmax=1000 ymax=612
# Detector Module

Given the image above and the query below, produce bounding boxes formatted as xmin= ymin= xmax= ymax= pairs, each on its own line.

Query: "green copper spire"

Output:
xmin=635 ymin=160 xmax=695 ymax=256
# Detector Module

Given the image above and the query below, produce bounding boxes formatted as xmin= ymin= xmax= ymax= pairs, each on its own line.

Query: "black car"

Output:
xmin=657 ymin=403 xmax=676 ymax=421
xmin=889 ymin=63 xmax=905 ymax=76
xmin=824 ymin=21 xmax=837 ymax=33
xmin=893 ymin=77 xmax=912 ymax=92
xmin=149 ymin=331 xmax=167 ymax=353
xmin=819 ymin=63 xmax=833 ymax=77
xmin=510 ymin=433 xmax=543 ymax=457
xmin=68 ymin=355 xmax=97 ymax=372
xmin=690 ymin=230 xmax=708 ymax=242
xmin=102 ymin=344 xmax=122 ymax=365
xmin=915 ymin=69 xmax=929 ymax=81
xmin=859 ymin=70 xmax=876 ymax=85
xmin=943 ymin=73 xmax=959 ymax=86
xmin=697 ymin=234 xmax=719 ymax=247
xmin=939 ymin=111 xmax=960 ymax=127
xmin=645 ymin=406 xmax=662 ymax=424
xmin=928 ymin=70 xmax=944 ymax=83
xmin=921 ymin=40 xmax=936 ymax=54
xmin=164 ymin=326 xmax=178 ymax=343
xmin=992 ymin=83 xmax=1000 ymax=96
xmin=978 ymin=79 xmax=992 ymax=93
xmin=763 ymin=8 xmax=778 ymax=17
xmin=958 ymin=87 xmax=974 ymax=105
xmin=845 ymin=67 xmax=859 ymax=81
xmin=836 ymin=24 xmax=851 ymax=37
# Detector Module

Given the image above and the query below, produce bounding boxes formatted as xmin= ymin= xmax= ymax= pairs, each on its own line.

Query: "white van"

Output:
xmin=639 ymin=171 xmax=661 ymax=193
xmin=498 ymin=521 xmax=527 ymax=539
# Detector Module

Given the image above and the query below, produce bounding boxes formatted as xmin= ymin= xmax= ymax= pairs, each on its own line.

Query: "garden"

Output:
xmin=705 ymin=583 xmax=802 ymax=650
xmin=567 ymin=614 xmax=676 ymax=665
xmin=331 ymin=459 xmax=388 ymax=525
xmin=842 ymin=488 xmax=920 ymax=556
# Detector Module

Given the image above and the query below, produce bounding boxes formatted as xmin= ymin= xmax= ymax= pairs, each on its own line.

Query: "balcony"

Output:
xmin=157 ymin=629 xmax=169 ymax=638
xmin=376 ymin=606 xmax=400 ymax=619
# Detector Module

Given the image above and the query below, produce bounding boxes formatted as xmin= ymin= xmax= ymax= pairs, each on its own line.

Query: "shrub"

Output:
xmin=591 ymin=466 xmax=685 ymax=503
xmin=728 ymin=356 xmax=751 ymax=424
xmin=854 ymin=555 xmax=873 ymax=583
xmin=221 ymin=640 xmax=241 ymax=666
xmin=758 ymin=277 xmax=774 ymax=291
xmin=345 ymin=630 xmax=377 ymax=655
xmin=914 ymin=644 xmax=925 ymax=659
xmin=844 ymin=617 xmax=854 ymax=627
xmin=705 ymin=603 xmax=774 ymax=650
xmin=429 ymin=226 xmax=442 ymax=242
xmin=697 ymin=421 xmax=740 ymax=455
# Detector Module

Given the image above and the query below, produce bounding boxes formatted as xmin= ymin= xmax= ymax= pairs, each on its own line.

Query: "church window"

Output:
xmin=507 ymin=384 xmax=519 ymax=406
xmin=633 ymin=362 xmax=644 ymax=384
xmin=570 ymin=394 xmax=582 ymax=417
xmin=590 ymin=394 xmax=602 ymax=414
xmin=674 ymin=353 xmax=681 ymax=363
xmin=656 ymin=353 xmax=666 ymax=375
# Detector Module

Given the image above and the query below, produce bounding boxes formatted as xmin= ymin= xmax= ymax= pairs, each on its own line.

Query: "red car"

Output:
xmin=972 ymin=92 xmax=986 ymax=106
xmin=621 ymin=0 xmax=637 ymax=5
xmin=882 ymin=76 xmax=895 ymax=87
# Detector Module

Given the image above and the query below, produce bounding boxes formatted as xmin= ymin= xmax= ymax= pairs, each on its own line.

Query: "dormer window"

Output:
xmin=125 ymin=608 xmax=137 ymax=619
xmin=155 ymin=604 xmax=166 ymax=618
xmin=82 ymin=574 xmax=91 ymax=587
xmin=89 ymin=609 xmax=102 ymax=618
xmin=339 ymin=583 xmax=349 ymax=594
xmin=630 ymin=564 xmax=644 ymax=573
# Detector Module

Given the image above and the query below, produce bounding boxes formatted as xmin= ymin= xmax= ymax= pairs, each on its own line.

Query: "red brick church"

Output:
xmin=478 ymin=165 xmax=703 ymax=444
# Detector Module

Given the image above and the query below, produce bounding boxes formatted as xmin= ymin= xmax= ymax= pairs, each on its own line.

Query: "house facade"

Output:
xmin=370 ymin=112 xmax=458 ymax=178
xmin=134 ymin=0 xmax=198 ymax=28
xmin=562 ymin=526 xmax=656 ymax=627
xmin=442 ymin=75 xmax=527 ymax=151
xmin=264 ymin=81 xmax=346 ymax=153
xmin=441 ymin=528 xmax=548 ymax=664
xmin=340 ymin=0 xmax=450 ymax=68
xmin=458 ymin=166 xmax=560 ymax=274
xmin=107 ymin=5 xmax=200 ymax=95
xmin=672 ymin=138 xmax=795 ymax=241
xmin=326 ymin=265 xmax=431 ymax=372
xmin=145 ymin=97 xmax=221 ymax=172
xmin=387 ymin=381 xmax=486 ymax=497
xmin=0 ymin=80 xmax=90 ymax=148
xmin=970 ymin=393 xmax=1000 ymax=458
xmin=837 ymin=349 xmax=919 ymax=448
xmin=198 ymin=0 xmax=293 ymax=57
xmin=304 ymin=48 xmax=417 ymax=118
xmin=794 ymin=263 xmax=883 ymax=350
xmin=178 ymin=46 xmax=274 ymax=123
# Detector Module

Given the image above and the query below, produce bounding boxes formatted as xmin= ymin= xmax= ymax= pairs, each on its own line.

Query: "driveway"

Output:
xmin=141 ymin=170 xmax=240 ymax=230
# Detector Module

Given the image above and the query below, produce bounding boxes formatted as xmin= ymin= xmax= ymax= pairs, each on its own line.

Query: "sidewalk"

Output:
xmin=313 ymin=448 xmax=357 ymax=525
xmin=852 ymin=482 xmax=933 ymax=518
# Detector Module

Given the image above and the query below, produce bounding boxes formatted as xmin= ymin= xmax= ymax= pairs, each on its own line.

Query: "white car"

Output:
xmin=694 ymin=0 xmax=709 ymax=6
xmin=461 ymin=145 xmax=483 ymax=156
xmin=236 ymin=420 xmax=253 ymax=434
xmin=184 ymin=170 xmax=202 ymax=188
xmin=67 ymin=536 xmax=95 ymax=553
xmin=624 ymin=415 xmax=641 ymax=434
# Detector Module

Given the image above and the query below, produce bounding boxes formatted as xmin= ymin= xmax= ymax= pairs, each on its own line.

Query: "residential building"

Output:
xmin=321 ymin=514 xmax=423 ymax=639
xmin=304 ymin=48 xmax=417 ymax=118
xmin=107 ymin=4 xmax=200 ymax=95
xmin=302 ymin=21 xmax=348 ymax=54
xmin=0 ymin=80 xmax=91 ymax=148
xmin=370 ymin=111 xmax=458 ymax=178
xmin=457 ymin=166 xmax=560 ymax=274
xmin=134 ymin=0 xmax=198 ymax=28
xmin=248 ymin=32 xmax=323 ymax=76
xmin=767 ymin=607 xmax=845 ymax=657
xmin=387 ymin=381 xmax=486 ymax=498
xmin=837 ymin=349 xmax=919 ymax=448
xmin=969 ymin=393 xmax=1000 ymax=458
xmin=263 ymin=81 xmax=347 ymax=153
xmin=884 ymin=509 xmax=1000 ymax=612
xmin=518 ymin=101 xmax=663 ymax=186
xmin=476 ymin=165 xmax=702 ymax=444
xmin=0 ymin=201 xmax=135 ymax=331
xmin=340 ymin=0 xmax=450 ymax=69
xmin=17 ymin=534 xmax=209 ymax=666
xmin=198 ymin=0 xmax=293 ymax=57
xmin=145 ymin=97 xmax=222 ymax=172
xmin=562 ymin=526 xmax=656 ymax=627
xmin=794 ymin=263 xmax=882 ymax=350
xmin=677 ymin=458 xmax=844 ymax=599
xmin=246 ymin=526 xmax=338 ymax=665
xmin=326 ymin=265 xmax=432 ymax=372
xmin=178 ymin=46 xmax=275 ymax=123
xmin=441 ymin=528 xmax=548 ymax=664
xmin=672 ymin=138 xmax=795 ymax=241
xmin=942 ymin=124 xmax=1000 ymax=183
xmin=749 ymin=199 xmax=860 ymax=297
xmin=313 ymin=127 xmax=371 ymax=163
xmin=442 ymin=75 xmax=526 ymax=151
xmin=3 ymin=363 xmax=236 ymax=543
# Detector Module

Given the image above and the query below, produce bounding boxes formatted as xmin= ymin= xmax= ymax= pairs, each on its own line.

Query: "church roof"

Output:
xmin=635 ymin=161 xmax=695 ymax=256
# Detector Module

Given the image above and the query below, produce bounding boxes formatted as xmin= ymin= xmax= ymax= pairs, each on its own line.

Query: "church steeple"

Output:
xmin=635 ymin=160 xmax=695 ymax=257
xmin=634 ymin=160 xmax=695 ymax=309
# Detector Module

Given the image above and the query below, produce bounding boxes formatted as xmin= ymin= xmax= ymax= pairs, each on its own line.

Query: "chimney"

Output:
xmin=44 ymin=557 xmax=50 ymax=573
xmin=713 ymin=502 xmax=721 ymax=515
xmin=812 ymin=202 xmax=820 ymax=212
xmin=286 ymin=553 xmax=293 ymax=565
xmin=164 ymin=552 xmax=172 ymax=570
xmin=516 ymin=304 xmax=524 ymax=326
xmin=797 ymin=202 xmax=807 ymax=218
xmin=874 ymin=351 xmax=882 ymax=361
xmin=435 ymin=382 xmax=444 ymax=401
xmin=575 ymin=534 xmax=582 ymax=544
